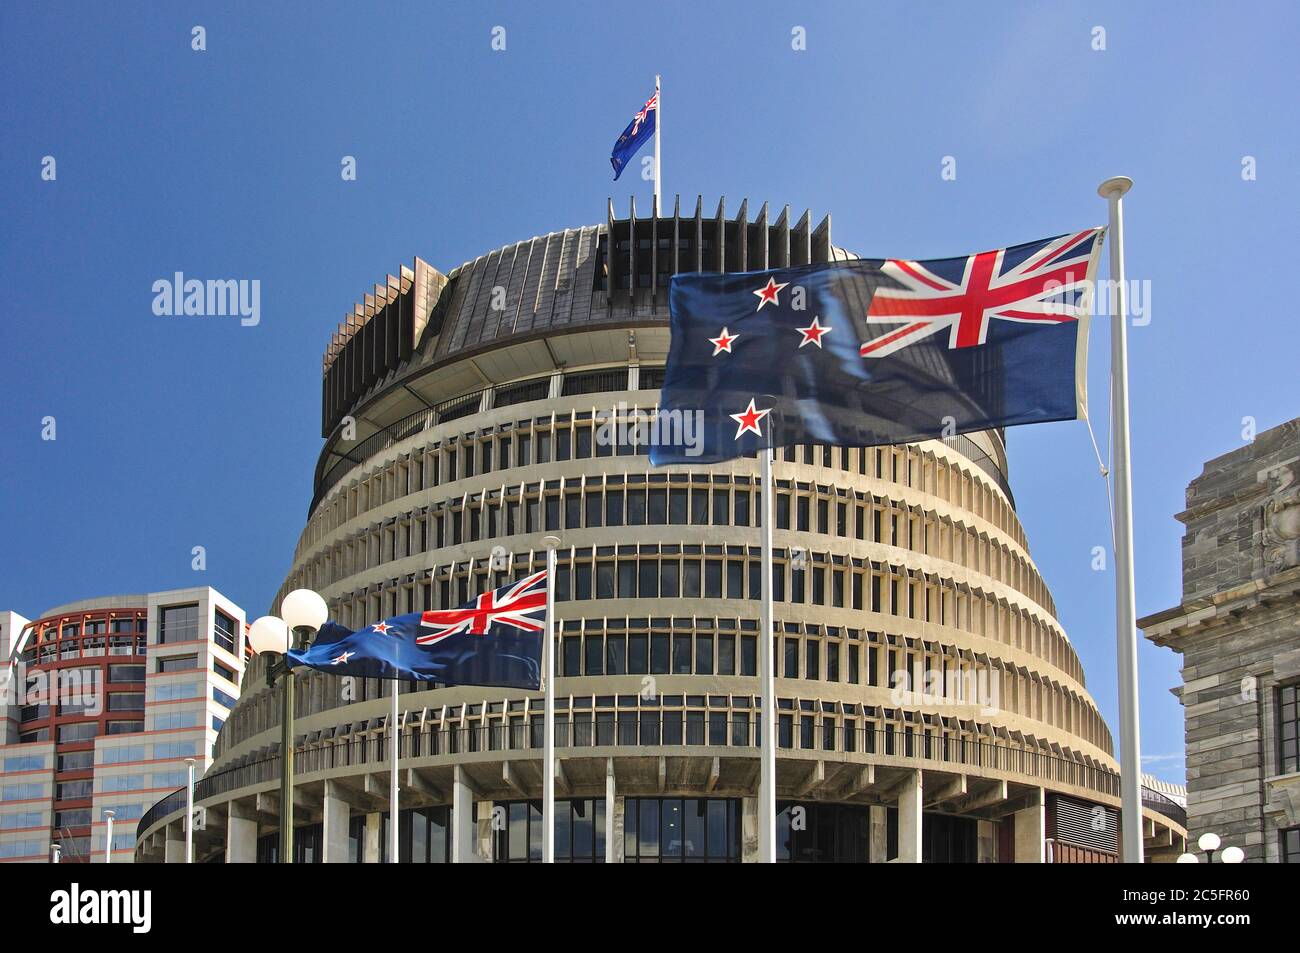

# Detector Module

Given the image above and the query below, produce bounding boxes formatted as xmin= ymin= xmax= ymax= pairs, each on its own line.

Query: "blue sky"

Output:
xmin=2 ymin=1 xmax=1296 ymax=786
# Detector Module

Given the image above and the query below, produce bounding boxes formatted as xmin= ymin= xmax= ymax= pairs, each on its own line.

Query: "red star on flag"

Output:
xmin=709 ymin=327 xmax=739 ymax=355
xmin=371 ymin=621 xmax=392 ymax=635
xmin=795 ymin=316 xmax=832 ymax=348
xmin=330 ymin=651 xmax=354 ymax=665
xmin=752 ymin=277 xmax=789 ymax=311
xmin=729 ymin=398 xmax=772 ymax=439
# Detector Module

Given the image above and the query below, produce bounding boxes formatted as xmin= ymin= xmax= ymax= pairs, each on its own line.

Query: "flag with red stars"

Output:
xmin=285 ymin=571 xmax=547 ymax=689
xmin=649 ymin=229 xmax=1104 ymax=465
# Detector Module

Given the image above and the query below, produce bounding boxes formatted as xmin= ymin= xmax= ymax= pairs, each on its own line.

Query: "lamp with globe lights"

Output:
xmin=245 ymin=589 xmax=329 ymax=864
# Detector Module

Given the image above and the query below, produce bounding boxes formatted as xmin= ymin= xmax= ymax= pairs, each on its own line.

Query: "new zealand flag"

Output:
xmin=609 ymin=88 xmax=657 ymax=181
xmin=649 ymin=229 xmax=1104 ymax=465
xmin=285 ymin=571 xmax=547 ymax=689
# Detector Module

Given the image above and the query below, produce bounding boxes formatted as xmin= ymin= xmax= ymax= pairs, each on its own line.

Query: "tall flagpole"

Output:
xmin=757 ymin=447 xmax=776 ymax=862
xmin=542 ymin=535 xmax=560 ymax=863
xmin=1099 ymin=175 xmax=1143 ymax=863
xmin=184 ymin=758 xmax=195 ymax=863
xmin=389 ymin=678 xmax=399 ymax=863
xmin=653 ymin=75 xmax=661 ymax=211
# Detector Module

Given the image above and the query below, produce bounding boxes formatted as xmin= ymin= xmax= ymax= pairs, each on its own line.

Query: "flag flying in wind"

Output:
xmin=285 ymin=571 xmax=547 ymax=690
xmin=609 ymin=88 xmax=657 ymax=181
xmin=650 ymin=229 xmax=1104 ymax=465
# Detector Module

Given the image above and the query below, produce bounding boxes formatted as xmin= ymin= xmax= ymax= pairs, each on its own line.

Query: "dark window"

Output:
xmin=495 ymin=799 xmax=603 ymax=863
xmin=1279 ymin=683 xmax=1300 ymax=775
xmin=213 ymin=611 xmax=238 ymax=653
xmin=158 ymin=604 xmax=199 ymax=644
xmin=624 ymin=798 xmax=739 ymax=862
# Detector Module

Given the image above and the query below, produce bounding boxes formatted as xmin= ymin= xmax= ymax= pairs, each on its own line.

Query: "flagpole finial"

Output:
xmin=1098 ymin=176 xmax=1133 ymax=198
xmin=542 ymin=535 xmax=561 ymax=550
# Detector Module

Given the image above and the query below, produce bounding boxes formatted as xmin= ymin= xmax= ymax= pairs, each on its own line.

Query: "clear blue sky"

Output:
xmin=3 ymin=1 xmax=1296 ymax=786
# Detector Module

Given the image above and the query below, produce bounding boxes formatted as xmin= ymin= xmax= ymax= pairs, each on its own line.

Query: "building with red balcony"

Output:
xmin=0 ymin=587 xmax=246 ymax=862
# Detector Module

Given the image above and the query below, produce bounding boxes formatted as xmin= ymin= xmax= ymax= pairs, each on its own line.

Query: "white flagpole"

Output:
xmin=653 ymin=75 xmax=661 ymax=211
xmin=542 ymin=535 xmax=560 ymax=863
xmin=103 ymin=810 xmax=114 ymax=864
xmin=757 ymin=447 xmax=776 ymax=862
xmin=184 ymin=758 xmax=195 ymax=864
xmin=390 ymin=678 xmax=400 ymax=863
xmin=1099 ymin=175 xmax=1143 ymax=863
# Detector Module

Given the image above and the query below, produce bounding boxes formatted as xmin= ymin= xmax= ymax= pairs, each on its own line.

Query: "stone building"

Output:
xmin=134 ymin=197 xmax=1185 ymax=862
xmin=1141 ymin=417 xmax=1300 ymax=862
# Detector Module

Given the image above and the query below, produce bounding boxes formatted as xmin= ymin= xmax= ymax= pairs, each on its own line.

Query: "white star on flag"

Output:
xmin=709 ymin=327 xmax=739 ymax=355
xmin=795 ymin=316 xmax=832 ymax=348
xmin=752 ymin=277 xmax=788 ymax=311
xmin=331 ymin=651 xmax=354 ymax=665
xmin=729 ymin=398 xmax=772 ymax=439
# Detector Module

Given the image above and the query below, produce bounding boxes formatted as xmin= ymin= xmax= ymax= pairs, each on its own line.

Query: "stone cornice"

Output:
xmin=1139 ymin=563 xmax=1300 ymax=649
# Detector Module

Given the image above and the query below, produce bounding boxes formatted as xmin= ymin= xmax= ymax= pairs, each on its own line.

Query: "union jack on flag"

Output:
xmin=651 ymin=227 xmax=1106 ymax=466
xmin=610 ymin=85 xmax=658 ymax=181
xmin=285 ymin=570 xmax=549 ymax=690
xmin=417 ymin=570 xmax=548 ymax=645
xmin=860 ymin=228 xmax=1103 ymax=358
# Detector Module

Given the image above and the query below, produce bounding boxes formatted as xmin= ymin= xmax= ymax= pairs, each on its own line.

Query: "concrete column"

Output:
xmin=476 ymin=800 xmax=495 ymax=861
xmin=976 ymin=819 xmax=997 ymax=863
xmin=604 ymin=759 xmax=619 ymax=864
xmin=225 ymin=801 xmax=258 ymax=864
xmin=163 ymin=822 xmax=185 ymax=864
xmin=321 ymin=781 xmax=351 ymax=863
xmin=740 ymin=796 xmax=759 ymax=862
xmin=1013 ymin=788 xmax=1046 ymax=863
xmin=896 ymin=770 xmax=923 ymax=863
xmin=869 ymin=805 xmax=889 ymax=862
xmin=451 ymin=766 xmax=477 ymax=863
xmin=363 ymin=812 xmax=381 ymax=863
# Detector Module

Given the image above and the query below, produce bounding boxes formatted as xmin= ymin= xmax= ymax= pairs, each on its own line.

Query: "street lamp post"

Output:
xmin=1177 ymin=831 xmax=1246 ymax=864
xmin=248 ymin=589 xmax=328 ymax=865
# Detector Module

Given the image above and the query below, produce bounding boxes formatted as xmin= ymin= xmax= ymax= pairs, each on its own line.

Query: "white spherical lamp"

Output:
xmin=1176 ymin=852 xmax=1199 ymax=863
xmin=281 ymin=589 xmax=328 ymax=633
xmin=1220 ymin=845 xmax=1244 ymax=864
xmin=247 ymin=615 xmax=290 ymax=656
xmin=1197 ymin=832 xmax=1221 ymax=853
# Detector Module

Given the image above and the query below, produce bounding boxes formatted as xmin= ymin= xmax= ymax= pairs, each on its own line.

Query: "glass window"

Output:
xmin=158 ymin=604 xmax=199 ymax=644
xmin=624 ymin=798 xmax=739 ymax=862
xmin=214 ymin=611 xmax=238 ymax=653
xmin=1279 ymin=684 xmax=1300 ymax=775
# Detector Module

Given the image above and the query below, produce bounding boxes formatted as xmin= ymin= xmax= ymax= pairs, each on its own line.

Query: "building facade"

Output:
xmin=1141 ymin=417 xmax=1300 ymax=863
xmin=136 ymin=197 xmax=1184 ymax=862
xmin=0 ymin=587 xmax=246 ymax=862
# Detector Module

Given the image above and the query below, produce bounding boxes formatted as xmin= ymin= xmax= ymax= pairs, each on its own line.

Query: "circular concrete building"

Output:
xmin=136 ymin=197 xmax=1186 ymax=863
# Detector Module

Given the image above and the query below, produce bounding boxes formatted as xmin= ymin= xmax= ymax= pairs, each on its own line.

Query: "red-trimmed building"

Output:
xmin=0 ymin=588 xmax=246 ymax=862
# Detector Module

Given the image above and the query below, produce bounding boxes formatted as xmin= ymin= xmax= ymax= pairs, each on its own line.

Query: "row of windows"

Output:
xmin=309 ymin=407 xmax=1023 ymax=555
xmin=100 ymin=739 xmax=200 ymax=766
xmin=0 ymin=839 xmax=46 ymax=859
xmin=301 ymin=475 xmax=1049 ymax=622
xmin=227 ymin=619 xmax=1105 ymax=767
xmin=0 ymin=811 xmax=44 ymax=831
xmin=2 ymin=754 xmax=46 ymax=772
xmin=18 ymin=691 xmax=144 ymax=722
xmin=325 ymin=548 xmax=1080 ymax=689
xmin=20 ymin=635 xmax=144 ymax=665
